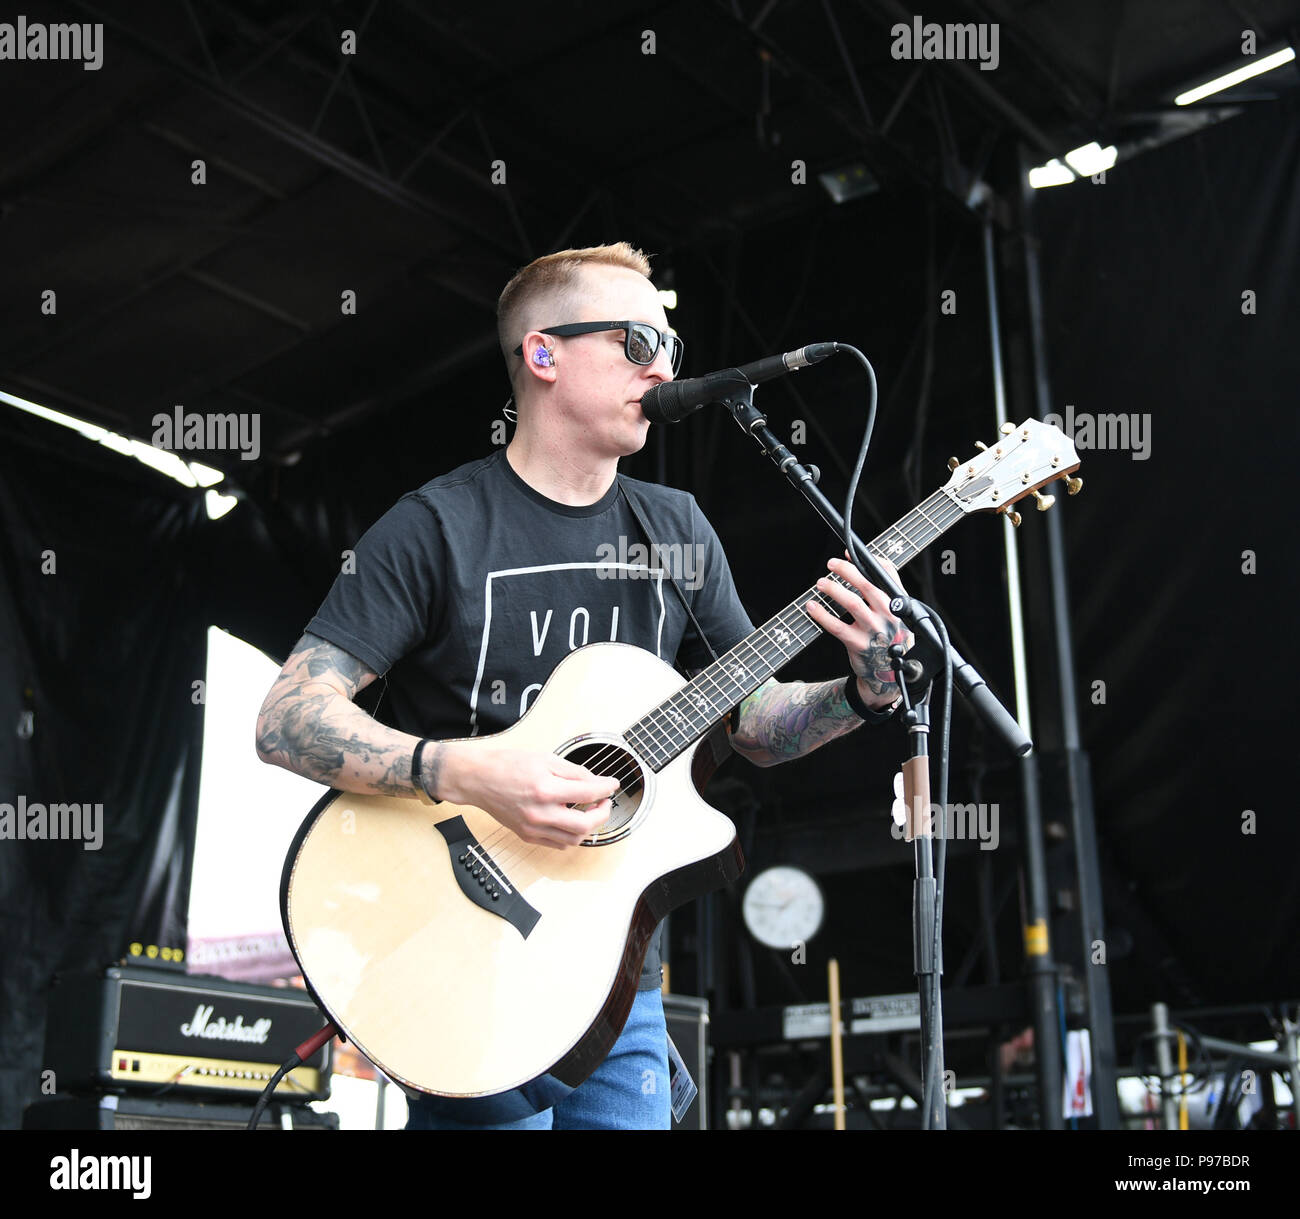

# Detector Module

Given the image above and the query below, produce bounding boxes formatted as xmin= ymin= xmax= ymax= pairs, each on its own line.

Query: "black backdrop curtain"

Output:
xmin=0 ymin=409 xmax=208 ymax=1128
xmin=1032 ymin=88 xmax=1300 ymax=1006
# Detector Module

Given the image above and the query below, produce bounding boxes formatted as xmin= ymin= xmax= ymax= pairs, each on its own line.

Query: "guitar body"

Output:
xmin=280 ymin=642 xmax=744 ymax=1123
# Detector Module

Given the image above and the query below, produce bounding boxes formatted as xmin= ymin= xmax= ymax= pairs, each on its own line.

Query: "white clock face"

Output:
xmin=742 ymin=866 xmax=825 ymax=950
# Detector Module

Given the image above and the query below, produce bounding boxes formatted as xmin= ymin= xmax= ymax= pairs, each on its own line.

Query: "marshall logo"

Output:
xmin=180 ymin=1003 xmax=272 ymax=1044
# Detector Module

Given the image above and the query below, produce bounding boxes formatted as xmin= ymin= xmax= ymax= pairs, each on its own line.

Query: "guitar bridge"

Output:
xmin=434 ymin=816 xmax=540 ymax=939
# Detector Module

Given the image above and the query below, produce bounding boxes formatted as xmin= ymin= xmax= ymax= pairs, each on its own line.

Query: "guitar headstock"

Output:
xmin=943 ymin=419 xmax=1082 ymax=525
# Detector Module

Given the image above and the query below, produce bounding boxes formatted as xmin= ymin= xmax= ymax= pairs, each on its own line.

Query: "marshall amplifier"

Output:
xmin=44 ymin=966 xmax=331 ymax=1102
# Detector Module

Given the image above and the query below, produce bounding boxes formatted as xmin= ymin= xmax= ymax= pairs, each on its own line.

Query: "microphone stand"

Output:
xmin=891 ymin=662 xmax=947 ymax=1130
xmin=717 ymin=382 xmax=1030 ymax=1130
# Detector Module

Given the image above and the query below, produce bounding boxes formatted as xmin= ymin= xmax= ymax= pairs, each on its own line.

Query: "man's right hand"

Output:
xmin=436 ymin=743 xmax=620 ymax=849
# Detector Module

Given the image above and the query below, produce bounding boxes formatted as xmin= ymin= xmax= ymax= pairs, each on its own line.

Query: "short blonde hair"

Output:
xmin=496 ymin=242 xmax=653 ymax=383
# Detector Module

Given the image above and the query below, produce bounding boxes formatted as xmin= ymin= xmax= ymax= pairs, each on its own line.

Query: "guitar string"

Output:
xmin=481 ymin=594 xmax=829 ymax=874
xmin=478 ymin=579 xmax=846 ymax=873
xmin=473 ymin=575 xmax=834 ymax=868
xmin=475 ymin=493 xmax=971 ymax=872
xmin=483 ymin=447 xmax=1040 ymax=857
xmin=445 ymin=449 xmax=1056 ymax=878
xmin=489 ymin=492 xmax=960 ymax=800
xmin=590 ymin=445 xmax=1034 ymax=795
xmin=477 ymin=556 xmax=897 ymax=871
xmin=475 ymin=492 xmax=972 ymax=871
xmin=533 ymin=490 xmax=965 ymax=785
xmin=483 ymin=619 xmax=793 ymax=871
xmin=478 ymin=493 xmax=970 ymax=871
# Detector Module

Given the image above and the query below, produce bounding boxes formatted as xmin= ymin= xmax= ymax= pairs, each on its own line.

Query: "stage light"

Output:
xmin=1175 ymin=46 xmax=1296 ymax=105
xmin=206 ymin=490 xmax=238 ymax=520
xmin=1029 ymin=142 xmax=1118 ymax=189
xmin=1063 ymin=142 xmax=1117 ymax=177
xmin=1028 ymin=158 xmax=1075 ymax=189
xmin=0 ymin=387 xmax=230 ymax=498
xmin=657 ymin=289 xmax=678 ymax=310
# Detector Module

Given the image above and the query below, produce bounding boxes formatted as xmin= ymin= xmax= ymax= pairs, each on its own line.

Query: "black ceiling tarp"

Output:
xmin=1 ymin=0 xmax=1298 ymax=1128
xmin=5 ymin=0 xmax=1300 ymax=469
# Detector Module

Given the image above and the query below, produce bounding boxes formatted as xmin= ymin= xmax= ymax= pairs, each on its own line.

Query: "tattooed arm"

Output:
xmin=254 ymin=632 xmax=430 ymax=798
xmin=729 ymin=678 xmax=866 ymax=767
xmin=729 ymin=555 xmax=910 ymax=768
xmin=255 ymin=632 xmax=618 ymax=846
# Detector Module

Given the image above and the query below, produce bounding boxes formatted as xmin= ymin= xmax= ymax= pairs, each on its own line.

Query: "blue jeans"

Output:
xmin=405 ymin=987 xmax=671 ymax=1130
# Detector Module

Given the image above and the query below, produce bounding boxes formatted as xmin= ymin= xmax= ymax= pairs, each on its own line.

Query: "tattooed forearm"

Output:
xmin=255 ymin=633 xmax=429 ymax=798
xmin=730 ymin=677 xmax=869 ymax=767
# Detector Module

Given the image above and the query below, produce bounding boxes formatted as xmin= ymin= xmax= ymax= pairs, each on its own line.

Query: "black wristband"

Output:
xmin=411 ymin=738 xmax=442 ymax=804
xmin=844 ymin=675 xmax=899 ymax=723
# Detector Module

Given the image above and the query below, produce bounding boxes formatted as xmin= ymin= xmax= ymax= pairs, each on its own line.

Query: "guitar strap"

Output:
xmin=616 ymin=476 xmax=723 ymax=669
xmin=618 ymin=478 xmax=727 ymax=1116
xmin=617 ymin=476 xmax=747 ymax=737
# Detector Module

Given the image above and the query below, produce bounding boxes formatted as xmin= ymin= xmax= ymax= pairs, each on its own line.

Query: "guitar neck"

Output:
xmin=623 ymin=486 xmax=965 ymax=771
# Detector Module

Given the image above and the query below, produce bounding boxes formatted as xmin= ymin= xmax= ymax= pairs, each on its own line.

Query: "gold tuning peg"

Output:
xmin=948 ymin=457 xmax=959 ymax=471
xmin=999 ymin=421 xmax=1015 ymax=435
xmin=1066 ymin=476 xmax=1083 ymax=495
xmin=1006 ymin=509 xmax=1022 ymax=527
xmin=1032 ymin=489 xmax=1055 ymax=511
xmin=974 ymin=441 xmax=988 ymax=451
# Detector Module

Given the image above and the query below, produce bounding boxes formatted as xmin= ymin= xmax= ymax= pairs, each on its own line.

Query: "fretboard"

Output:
xmin=623 ymin=486 xmax=964 ymax=770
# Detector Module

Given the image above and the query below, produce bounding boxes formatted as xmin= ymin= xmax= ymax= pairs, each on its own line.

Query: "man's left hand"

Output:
xmin=805 ymin=554 xmax=914 ymax=710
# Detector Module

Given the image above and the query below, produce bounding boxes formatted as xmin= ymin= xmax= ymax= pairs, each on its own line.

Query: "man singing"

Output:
xmin=256 ymin=242 xmax=908 ymax=1128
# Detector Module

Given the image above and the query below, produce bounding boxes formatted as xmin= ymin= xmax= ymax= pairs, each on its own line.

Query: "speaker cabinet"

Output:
xmin=663 ymin=992 xmax=708 ymax=1130
xmin=23 ymin=1095 xmax=339 ymax=1130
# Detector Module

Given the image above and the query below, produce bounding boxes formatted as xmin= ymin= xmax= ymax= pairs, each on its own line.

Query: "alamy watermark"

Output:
xmin=891 ymin=17 xmax=999 ymax=72
xmin=1042 ymin=404 xmax=1151 ymax=461
xmin=0 ymin=17 xmax=103 ymax=70
xmin=50 ymin=1150 xmax=150 ymax=1199
xmin=0 ymin=796 xmax=102 ymax=850
xmin=892 ymin=801 xmax=1000 ymax=850
xmin=152 ymin=406 xmax=261 ymax=462
xmin=595 ymin=538 xmax=707 ymax=592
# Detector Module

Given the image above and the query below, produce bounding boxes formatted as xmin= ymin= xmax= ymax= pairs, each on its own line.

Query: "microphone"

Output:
xmin=639 ymin=342 xmax=838 ymax=424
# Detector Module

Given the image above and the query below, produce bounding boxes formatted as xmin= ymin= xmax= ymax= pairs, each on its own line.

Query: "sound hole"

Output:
xmin=561 ymin=739 xmax=647 ymax=844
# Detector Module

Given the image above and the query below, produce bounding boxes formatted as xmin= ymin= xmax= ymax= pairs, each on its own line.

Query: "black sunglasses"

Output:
xmin=514 ymin=321 xmax=684 ymax=375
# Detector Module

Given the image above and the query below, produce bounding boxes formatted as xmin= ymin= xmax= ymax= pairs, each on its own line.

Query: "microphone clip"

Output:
xmin=887 ymin=597 xmax=945 ymax=696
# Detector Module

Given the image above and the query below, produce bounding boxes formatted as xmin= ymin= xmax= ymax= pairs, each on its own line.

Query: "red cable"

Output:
xmin=294 ymin=1022 xmax=338 ymax=1062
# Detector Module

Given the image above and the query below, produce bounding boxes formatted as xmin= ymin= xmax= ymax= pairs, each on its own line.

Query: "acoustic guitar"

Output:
xmin=280 ymin=419 xmax=1080 ymax=1122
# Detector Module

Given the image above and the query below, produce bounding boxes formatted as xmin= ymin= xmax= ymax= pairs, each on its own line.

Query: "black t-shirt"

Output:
xmin=306 ymin=448 xmax=755 ymax=988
